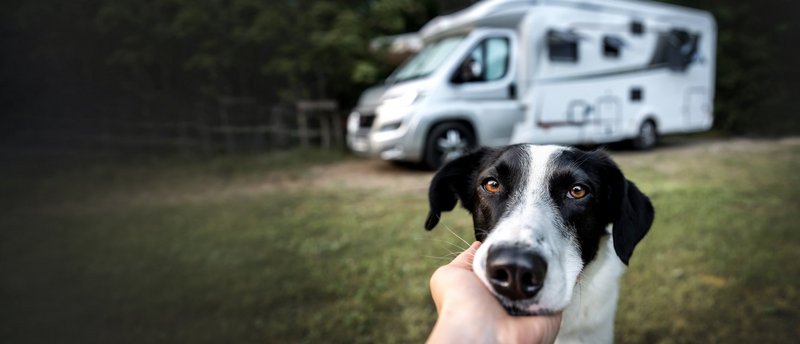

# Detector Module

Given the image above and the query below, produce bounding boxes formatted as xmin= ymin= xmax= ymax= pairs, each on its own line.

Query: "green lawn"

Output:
xmin=1 ymin=140 xmax=799 ymax=343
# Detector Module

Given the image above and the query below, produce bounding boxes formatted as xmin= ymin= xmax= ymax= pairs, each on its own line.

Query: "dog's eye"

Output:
xmin=568 ymin=185 xmax=588 ymax=199
xmin=482 ymin=178 xmax=501 ymax=193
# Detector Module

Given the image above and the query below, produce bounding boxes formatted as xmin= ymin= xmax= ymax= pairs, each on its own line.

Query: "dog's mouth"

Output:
xmin=495 ymin=295 xmax=556 ymax=316
xmin=501 ymin=301 xmax=556 ymax=316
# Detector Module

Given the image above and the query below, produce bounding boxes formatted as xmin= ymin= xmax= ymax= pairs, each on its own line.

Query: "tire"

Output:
xmin=631 ymin=120 xmax=657 ymax=150
xmin=424 ymin=122 xmax=476 ymax=170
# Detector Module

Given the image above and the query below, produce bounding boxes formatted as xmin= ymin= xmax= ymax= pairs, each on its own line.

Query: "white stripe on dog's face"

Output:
xmin=472 ymin=145 xmax=583 ymax=313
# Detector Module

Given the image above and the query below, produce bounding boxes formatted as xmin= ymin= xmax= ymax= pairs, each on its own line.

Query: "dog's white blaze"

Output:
xmin=472 ymin=145 xmax=585 ymax=312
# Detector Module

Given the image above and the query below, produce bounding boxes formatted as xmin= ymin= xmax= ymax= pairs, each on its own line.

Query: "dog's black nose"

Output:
xmin=486 ymin=245 xmax=547 ymax=301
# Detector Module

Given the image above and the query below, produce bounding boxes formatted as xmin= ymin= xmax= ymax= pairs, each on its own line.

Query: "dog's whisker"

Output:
xmin=431 ymin=237 xmax=469 ymax=252
xmin=424 ymin=255 xmax=458 ymax=261
xmin=425 ymin=248 xmax=477 ymax=261
xmin=438 ymin=217 xmax=472 ymax=249
xmin=473 ymin=227 xmax=491 ymax=236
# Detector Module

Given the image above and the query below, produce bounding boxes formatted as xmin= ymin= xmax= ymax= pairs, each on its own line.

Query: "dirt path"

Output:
xmin=50 ymin=136 xmax=799 ymax=210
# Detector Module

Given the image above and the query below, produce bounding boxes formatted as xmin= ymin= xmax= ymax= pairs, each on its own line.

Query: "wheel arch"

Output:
xmin=421 ymin=117 xmax=479 ymax=156
xmin=630 ymin=115 xmax=659 ymax=150
xmin=641 ymin=115 xmax=659 ymax=132
xmin=421 ymin=118 xmax=479 ymax=169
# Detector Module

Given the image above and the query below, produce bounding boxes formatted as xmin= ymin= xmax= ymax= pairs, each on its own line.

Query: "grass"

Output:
xmin=1 ymin=140 xmax=799 ymax=343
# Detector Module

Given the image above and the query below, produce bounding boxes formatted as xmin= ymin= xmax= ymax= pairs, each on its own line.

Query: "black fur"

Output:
xmin=547 ymin=149 xmax=612 ymax=264
xmin=425 ymin=148 xmax=489 ymax=233
xmin=425 ymin=146 xmax=530 ymax=241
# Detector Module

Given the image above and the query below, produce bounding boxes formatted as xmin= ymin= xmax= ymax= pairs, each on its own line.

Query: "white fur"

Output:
xmin=556 ymin=228 xmax=626 ymax=344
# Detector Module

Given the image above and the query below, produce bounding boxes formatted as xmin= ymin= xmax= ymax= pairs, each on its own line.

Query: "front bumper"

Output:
xmin=346 ymin=112 xmax=420 ymax=162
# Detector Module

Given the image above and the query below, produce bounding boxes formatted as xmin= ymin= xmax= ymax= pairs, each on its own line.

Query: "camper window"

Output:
xmin=631 ymin=20 xmax=644 ymax=35
xmin=392 ymin=36 xmax=465 ymax=83
xmin=649 ymin=29 xmax=700 ymax=72
xmin=547 ymin=30 xmax=579 ymax=63
xmin=453 ymin=37 xmax=509 ymax=83
xmin=603 ymin=36 xmax=624 ymax=58
xmin=485 ymin=38 xmax=509 ymax=81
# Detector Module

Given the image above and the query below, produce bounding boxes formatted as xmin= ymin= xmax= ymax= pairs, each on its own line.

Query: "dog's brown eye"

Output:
xmin=483 ymin=178 xmax=501 ymax=193
xmin=568 ymin=185 xmax=587 ymax=199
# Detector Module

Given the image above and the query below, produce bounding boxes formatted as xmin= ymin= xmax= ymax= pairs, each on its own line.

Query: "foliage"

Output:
xmin=4 ymin=0 xmax=448 ymax=105
xmin=1 ymin=0 xmax=797 ymax=136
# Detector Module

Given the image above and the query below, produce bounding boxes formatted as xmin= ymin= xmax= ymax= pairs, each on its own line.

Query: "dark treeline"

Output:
xmin=1 ymin=0 xmax=471 ymax=151
xmin=1 ymin=0 xmax=798 ymax=152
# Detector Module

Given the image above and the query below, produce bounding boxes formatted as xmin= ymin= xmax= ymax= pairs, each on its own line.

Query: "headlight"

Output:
xmin=347 ymin=111 xmax=360 ymax=132
xmin=381 ymin=90 xmax=422 ymax=108
xmin=379 ymin=121 xmax=402 ymax=132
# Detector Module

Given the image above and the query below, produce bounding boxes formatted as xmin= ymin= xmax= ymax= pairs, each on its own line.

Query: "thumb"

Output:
xmin=449 ymin=241 xmax=481 ymax=270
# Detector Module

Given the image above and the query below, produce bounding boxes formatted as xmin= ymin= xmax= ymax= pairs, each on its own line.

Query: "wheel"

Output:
xmin=424 ymin=122 xmax=476 ymax=169
xmin=631 ymin=120 xmax=657 ymax=150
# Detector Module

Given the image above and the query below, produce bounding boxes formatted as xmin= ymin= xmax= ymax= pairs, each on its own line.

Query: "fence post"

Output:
xmin=320 ymin=114 xmax=331 ymax=149
xmin=331 ymin=112 xmax=343 ymax=148
xmin=295 ymin=100 xmax=339 ymax=149
xmin=195 ymin=102 xmax=211 ymax=154
xmin=219 ymin=97 xmax=235 ymax=154
xmin=297 ymin=105 xmax=310 ymax=148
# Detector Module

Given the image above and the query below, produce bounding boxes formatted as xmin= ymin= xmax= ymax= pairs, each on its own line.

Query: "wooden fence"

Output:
xmin=30 ymin=97 xmax=347 ymax=155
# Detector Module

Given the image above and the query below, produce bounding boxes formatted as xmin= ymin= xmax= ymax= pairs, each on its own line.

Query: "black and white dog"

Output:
xmin=425 ymin=144 xmax=654 ymax=343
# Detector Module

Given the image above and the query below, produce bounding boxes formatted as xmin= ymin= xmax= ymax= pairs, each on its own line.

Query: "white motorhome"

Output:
xmin=347 ymin=0 xmax=716 ymax=168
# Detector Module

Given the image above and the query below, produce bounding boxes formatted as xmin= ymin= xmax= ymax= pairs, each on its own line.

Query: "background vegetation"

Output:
xmin=1 ymin=0 xmax=799 ymax=149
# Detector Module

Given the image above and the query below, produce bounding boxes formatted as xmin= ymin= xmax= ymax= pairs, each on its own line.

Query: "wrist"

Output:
xmin=429 ymin=304 xmax=495 ymax=343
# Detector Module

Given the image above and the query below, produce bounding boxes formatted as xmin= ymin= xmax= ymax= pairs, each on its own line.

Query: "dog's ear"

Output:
xmin=424 ymin=148 xmax=489 ymax=231
xmin=612 ymin=179 xmax=654 ymax=265
xmin=588 ymin=150 xmax=655 ymax=265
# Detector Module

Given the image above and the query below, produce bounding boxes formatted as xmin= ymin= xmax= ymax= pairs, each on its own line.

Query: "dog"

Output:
xmin=425 ymin=144 xmax=654 ymax=343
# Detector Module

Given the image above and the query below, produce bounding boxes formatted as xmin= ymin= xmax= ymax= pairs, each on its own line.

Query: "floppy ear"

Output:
xmin=611 ymin=178 xmax=655 ymax=265
xmin=424 ymin=148 xmax=489 ymax=231
xmin=586 ymin=150 xmax=654 ymax=265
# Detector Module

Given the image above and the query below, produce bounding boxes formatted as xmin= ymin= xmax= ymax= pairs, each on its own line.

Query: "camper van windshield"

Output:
xmin=390 ymin=36 xmax=465 ymax=83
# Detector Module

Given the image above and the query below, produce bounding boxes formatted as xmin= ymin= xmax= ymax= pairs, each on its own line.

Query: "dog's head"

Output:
xmin=425 ymin=144 xmax=654 ymax=315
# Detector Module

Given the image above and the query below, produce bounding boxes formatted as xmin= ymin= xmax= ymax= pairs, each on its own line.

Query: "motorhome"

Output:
xmin=347 ymin=0 xmax=716 ymax=168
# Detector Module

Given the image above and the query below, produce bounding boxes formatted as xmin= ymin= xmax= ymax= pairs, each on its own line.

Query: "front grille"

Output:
xmin=359 ymin=114 xmax=375 ymax=128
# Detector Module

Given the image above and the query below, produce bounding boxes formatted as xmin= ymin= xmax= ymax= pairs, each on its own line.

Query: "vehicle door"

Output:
xmin=449 ymin=31 xmax=523 ymax=147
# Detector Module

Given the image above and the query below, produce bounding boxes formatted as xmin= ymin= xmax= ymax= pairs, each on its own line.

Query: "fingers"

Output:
xmin=430 ymin=241 xmax=481 ymax=311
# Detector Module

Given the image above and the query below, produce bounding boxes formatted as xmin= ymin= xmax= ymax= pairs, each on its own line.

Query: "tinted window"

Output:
xmin=453 ymin=37 xmax=509 ymax=83
xmin=547 ymin=30 xmax=579 ymax=62
xmin=649 ymin=29 xmax=700 ymax=72
xmin=391 ymin=36 xmax=465 ymax=83
xmin=603 ymin=35 xmax=624 ymax=58
xmin=631 ymin=20 xmax=644 ymax=35
xmin=485 ymin=38 xmax=509 ymax=81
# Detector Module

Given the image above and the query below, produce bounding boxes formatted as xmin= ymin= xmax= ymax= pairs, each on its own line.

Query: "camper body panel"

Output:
xmin=346 ymin=0 xmax=716 ymax=166
xmin=511 ymin=1 xmax=715 ymax=145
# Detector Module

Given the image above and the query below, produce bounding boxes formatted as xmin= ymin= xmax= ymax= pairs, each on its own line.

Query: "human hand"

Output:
xmin=427 ymin=241 xmax=562 ymax=344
